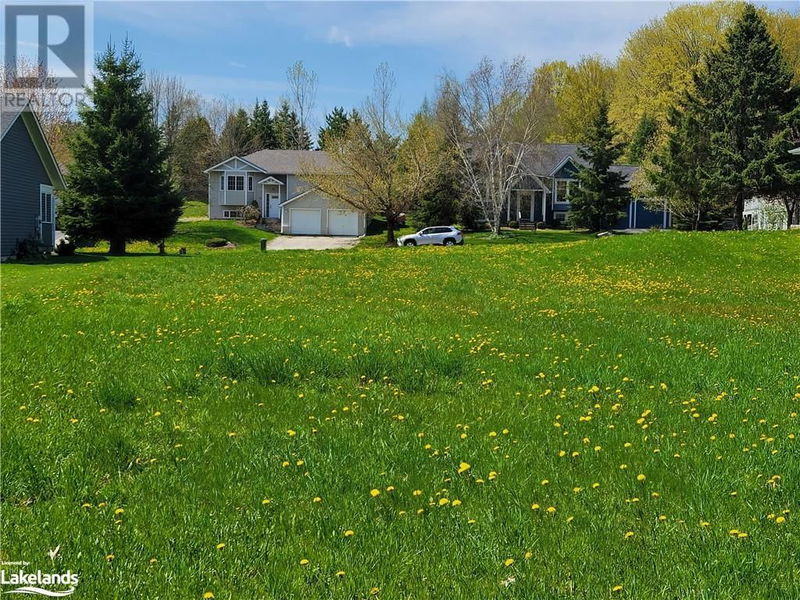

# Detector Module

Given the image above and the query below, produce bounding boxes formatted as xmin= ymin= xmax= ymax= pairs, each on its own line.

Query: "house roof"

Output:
xmin=1 ymin=104 xmax=26 ymax=139
xmin=521 ymin=143 xmax=637 ymax=182
xmin=241 ymin=149 xmax=333 ymax=174
xmin=1 ymin=100 xmax=66 ymax=189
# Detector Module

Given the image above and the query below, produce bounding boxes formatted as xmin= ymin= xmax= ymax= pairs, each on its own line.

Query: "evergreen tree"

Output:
xmin=218 ymin=108 xmax=253 ymax=158
xmin=274 ymin=99 xmax=311 ymax=150
xmin=318 ymin=107 xmax=350 ymax=150
xmin=409 ymin=167 xmax=462 ymax=229
xmin=568 ymin=98 xmax=630 ymax=231
xmin=173 ymin=115 xmax=214 ymax=201
xmin=694 ymin=4 xmax=799 ymax=229
xmin=251 ymin=99 xmax=276 ymax=149
xmin=649 ymin=99 xmax=722 ymax=230
xmin=59 ymin=42 xmax=181 ymax=255
xmin=628 ymin=114 xmax=659 ymax=164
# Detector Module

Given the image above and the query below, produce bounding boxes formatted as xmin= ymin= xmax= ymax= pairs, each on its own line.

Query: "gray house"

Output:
xmin=1 ymin=102 xmax=66 ymax=258
xmin=205 ymin=149 xmax=367 ymax=236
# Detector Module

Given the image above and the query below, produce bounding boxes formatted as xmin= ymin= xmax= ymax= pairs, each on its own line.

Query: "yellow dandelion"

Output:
xmin=438 ymin=498 xmax=450 ymax=506
xmin=344 ymin=530 xmax=355 ymax=537
xmin=612 ymin=584 xmax=623 ymax=593
xmin=216 ymin=543 xmax=225 ymax=550
xmin=370 ymin=489 xmax=381 ymax=498
xmin=458 ymin=462 xmax=471 ymax=474
xmin=503 ymin=558 xmax=514 ymax=567
xmin=300 ymin=558 xmax=309 ymax=566
xmin=203 ymin=592 xmax=215 ymax=599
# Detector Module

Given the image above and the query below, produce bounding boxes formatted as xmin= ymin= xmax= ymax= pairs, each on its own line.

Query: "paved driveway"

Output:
xmin=266 ymin=236 xmax=360 ymax=251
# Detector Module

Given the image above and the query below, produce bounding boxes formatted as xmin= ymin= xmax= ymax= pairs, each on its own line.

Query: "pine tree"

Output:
xmin=568 ymin=98 xmax=630 ymax=231
xmin=59 ymin=41 xmax=181 ymax=255
xmin=318 ymin=107 xmax=350 ymax=150
xmin=218 ymin=108 xmax=253 ymax=158
xmin=251 ymin=99 xmax=276 ymax=149
xmin=694 ymin=4 xmax=799 ymax=229
xmin=628 ymin=114 xmax=659 ymax=164
xmin=274 ymin=99 xmax=311 ymax=150
xmin=649 ymin=99 xmax=722 ymax=230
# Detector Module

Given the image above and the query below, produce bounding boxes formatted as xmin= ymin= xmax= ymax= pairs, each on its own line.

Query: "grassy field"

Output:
xmin=1 ymin=224 xmax=799 ymax=599
xmin=180 ymin=200 xmax=210 ymax=220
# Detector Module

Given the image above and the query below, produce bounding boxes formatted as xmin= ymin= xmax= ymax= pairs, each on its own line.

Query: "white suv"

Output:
xmin=397 ymin=226 xmax=464 ymax=247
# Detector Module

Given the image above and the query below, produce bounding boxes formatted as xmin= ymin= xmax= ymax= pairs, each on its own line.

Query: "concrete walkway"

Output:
xmin=266 ymin=236 xmax=361 ymax=250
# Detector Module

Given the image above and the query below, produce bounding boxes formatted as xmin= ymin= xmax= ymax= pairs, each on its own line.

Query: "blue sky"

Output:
xmin=94 ymin=1 xmax=798 ymax=128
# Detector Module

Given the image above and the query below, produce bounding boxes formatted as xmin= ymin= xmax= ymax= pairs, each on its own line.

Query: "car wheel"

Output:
xmin=404 ymin=240 xmax=416 ymax=246
xmin=443 ymin=238 xmax=456 ymax=246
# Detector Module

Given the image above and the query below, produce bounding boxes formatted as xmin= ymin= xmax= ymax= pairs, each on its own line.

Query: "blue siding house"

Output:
xmin=506 ymin=144 xmax=670 ymax=229
xmin=1 ymin=102 xmax=66 ymax=258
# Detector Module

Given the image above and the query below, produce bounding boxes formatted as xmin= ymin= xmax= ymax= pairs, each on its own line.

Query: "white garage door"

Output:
xmin=290 ymin=209 xmax=321 ymax=235
xmin=328 ymin=210 xmax=359 ymax=236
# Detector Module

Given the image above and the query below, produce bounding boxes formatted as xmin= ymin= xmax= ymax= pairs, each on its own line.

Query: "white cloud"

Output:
xmin=269 ymin=1 xmax=675 ymax=64
xmin=326 ymin=25 xmax=353 ymax=48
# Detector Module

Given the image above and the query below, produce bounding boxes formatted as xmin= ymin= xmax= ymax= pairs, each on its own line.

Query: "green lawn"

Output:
xmin=181 ymin=199 xmax=210 ymax=220
xmin=2 ymin=226 xmax=799 ymax=599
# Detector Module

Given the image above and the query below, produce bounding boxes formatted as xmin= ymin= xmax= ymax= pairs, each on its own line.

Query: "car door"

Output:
xmin=418 ymin=228 xmax=434 ymax=245
xmin=431 ymin=227 xmax=448 ymax=244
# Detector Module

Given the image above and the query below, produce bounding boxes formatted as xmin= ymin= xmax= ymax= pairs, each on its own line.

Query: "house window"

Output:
xmin=248 ymin=176 xmax=253 ymax=191
xmin=553 ymin=211 xmax=568 ymax=222
xmin=556 ymin=179 xmax=577 ymax=203
xmin=227 ymin=175 xmax=244 ymax=191
xmin=40 ymin=188 xmax=53 ymax=223
xmin=222 ymin=209 xmax=242 ymax=219
xmin=220 ymin=175 xmax=224 ymax=190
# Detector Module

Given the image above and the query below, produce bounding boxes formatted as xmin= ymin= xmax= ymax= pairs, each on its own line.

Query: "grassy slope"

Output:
xmin=1 ymin=228 xmax=799 ymax=599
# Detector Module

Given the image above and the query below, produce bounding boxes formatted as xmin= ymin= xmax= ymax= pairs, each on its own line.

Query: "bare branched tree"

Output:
xmin=287 ymin=61 xmax=318 ymax=138
xmin=440 ymin=57 xmax=551 ymax=234
xmin=301 ymin=64 xmax=442 ymax=245
xmin=146 ymin=71 xmax=200 ymax=149
xmin=1 ymin=58 xmax=74 ymax=164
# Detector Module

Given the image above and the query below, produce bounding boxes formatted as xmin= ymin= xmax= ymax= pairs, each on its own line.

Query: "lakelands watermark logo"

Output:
xmin=1 ymin=561 xmax=79 ymax=597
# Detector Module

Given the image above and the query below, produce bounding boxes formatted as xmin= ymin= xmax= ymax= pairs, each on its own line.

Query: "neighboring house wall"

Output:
xmin=743 ymin=197 xmax=790 ymax=230
xmin=1 ymin=117 xmax=53 ymax=256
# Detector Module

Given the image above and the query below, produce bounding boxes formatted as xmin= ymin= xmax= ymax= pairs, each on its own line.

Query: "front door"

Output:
xmin=269 ymin=194 xmax=280 ymax=218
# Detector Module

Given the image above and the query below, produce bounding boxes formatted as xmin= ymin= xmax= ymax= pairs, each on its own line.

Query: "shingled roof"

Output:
xmin=241 ymin=149 xmax=334 ymax=174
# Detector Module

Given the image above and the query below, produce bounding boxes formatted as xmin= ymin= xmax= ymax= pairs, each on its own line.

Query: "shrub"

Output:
xmin=54 ymin=239 xmax=76 ymax=256
xmin=241 ymin=203 xmax=261 ymax=224
xmin=508 ymin=220 xmax=519 ymax=229
xmin=15 ymin=238 xmax=47 ymax=259
xmin=205 ymin=237 xmax=228 ymax=248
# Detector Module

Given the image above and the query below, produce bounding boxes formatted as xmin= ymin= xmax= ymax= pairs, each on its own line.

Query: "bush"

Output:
xmin=205 ymin=237 xmax=228 ymax=248
xmin=54 ymin=239 xmax=76 ymax=256
xmin=508 ymin=220 xmax=519 ymax=229
xmin=15 ymin=238 xmax=47 ymax=259
xmin=241 ymin=203 xmax=261 ymax=224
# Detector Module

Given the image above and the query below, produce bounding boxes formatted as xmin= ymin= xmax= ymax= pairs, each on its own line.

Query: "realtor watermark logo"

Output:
xmin=2 ymin=1 xmax=93 ymax=110
xmin=0 ymin=560 xmax=79 ymax=597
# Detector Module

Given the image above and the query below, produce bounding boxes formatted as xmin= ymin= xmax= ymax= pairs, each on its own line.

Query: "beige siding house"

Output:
xmin=204 ymin=150 xmax=366 ymax=236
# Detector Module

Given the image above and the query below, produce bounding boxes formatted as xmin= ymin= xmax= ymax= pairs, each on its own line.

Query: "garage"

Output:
xmin=328 ymin=209 xmax=359 ymax=236
xmin=289 ymin=208 xmax=321 ymax=235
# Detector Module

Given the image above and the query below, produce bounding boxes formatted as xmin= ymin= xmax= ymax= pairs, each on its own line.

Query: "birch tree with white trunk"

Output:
xmin=440 ymin=57 xmax=552 ymax=234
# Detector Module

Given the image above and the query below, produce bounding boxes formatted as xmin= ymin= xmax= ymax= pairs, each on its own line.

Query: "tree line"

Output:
xmin=48 ymin=2 xmax=800 ymax=253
